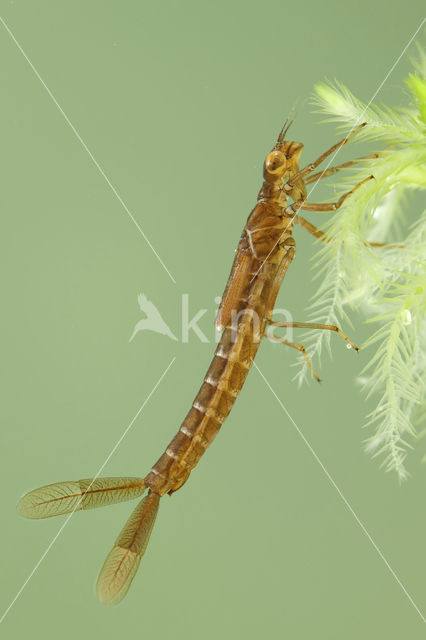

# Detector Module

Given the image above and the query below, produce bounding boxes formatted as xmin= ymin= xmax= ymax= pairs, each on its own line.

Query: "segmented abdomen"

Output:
xmin=144 ymin=244 xmax=291 ymax=496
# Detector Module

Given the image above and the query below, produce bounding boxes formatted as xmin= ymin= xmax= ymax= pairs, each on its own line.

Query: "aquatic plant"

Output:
xmin=298 ymin=49 xmax=426 ymax=480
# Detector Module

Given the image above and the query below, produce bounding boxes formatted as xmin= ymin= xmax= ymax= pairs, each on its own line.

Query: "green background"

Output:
xmin=1 ymin=1 xmax=425 ymax=638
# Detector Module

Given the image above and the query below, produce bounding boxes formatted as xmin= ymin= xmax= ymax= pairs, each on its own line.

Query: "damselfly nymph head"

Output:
xmin=263 ymin=150 xmax=287 ymax=180
xmin=264 ymin=140 xmax=305 ymax=189
xmin=264 ymin=139 xmax=305 ymax=182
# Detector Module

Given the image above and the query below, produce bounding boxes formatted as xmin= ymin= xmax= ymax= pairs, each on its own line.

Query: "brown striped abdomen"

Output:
xmin=144 ymin=241 xmax=293 ymax=496
xmin=144 ymin=321 xmax=260 ymax=495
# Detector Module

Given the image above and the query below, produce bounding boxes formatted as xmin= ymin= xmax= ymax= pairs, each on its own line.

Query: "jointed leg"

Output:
xmin=266 ymin=332 xmax=321 ymax=382
xmin=294 ymin=215 xmax=325 ymax=240
xmin=284 ymin=122 xmax=367 ymax=190
xmin=304 ymin=153 xmax=380 ymax=185
xmin=266 ymin=320 xmax=359 ymax=351
xmin=294 ymin=215 xmax=404 ymax=249
xmin=285 ymin=175 xmax=374 ymax=215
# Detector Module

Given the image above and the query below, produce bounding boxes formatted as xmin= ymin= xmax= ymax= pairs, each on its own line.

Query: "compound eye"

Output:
xmin=265 ymin=151 xmax=286 ymax=174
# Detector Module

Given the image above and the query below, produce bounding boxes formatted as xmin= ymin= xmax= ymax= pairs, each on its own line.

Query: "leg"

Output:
xmin=284 ymin=123 xmax=367 ymax=190
xmin=266 ymin=320 xmax=359 ymax=351
xmin=294 ymin=215 xmax=325 ymax=240
xmin=304 ymin=153 xmax=380 ymax=185
xmin=294 ymin=215 xmax=404 ymax=249
xmin=266 ymin=332 xmax=321 ymax=382
xmin=285 ymin=175 xmax=374 ymax=214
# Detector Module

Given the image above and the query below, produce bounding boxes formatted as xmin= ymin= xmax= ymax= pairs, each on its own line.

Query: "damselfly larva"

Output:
xmin=19 ymin=121 xmax=376 ymax=605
